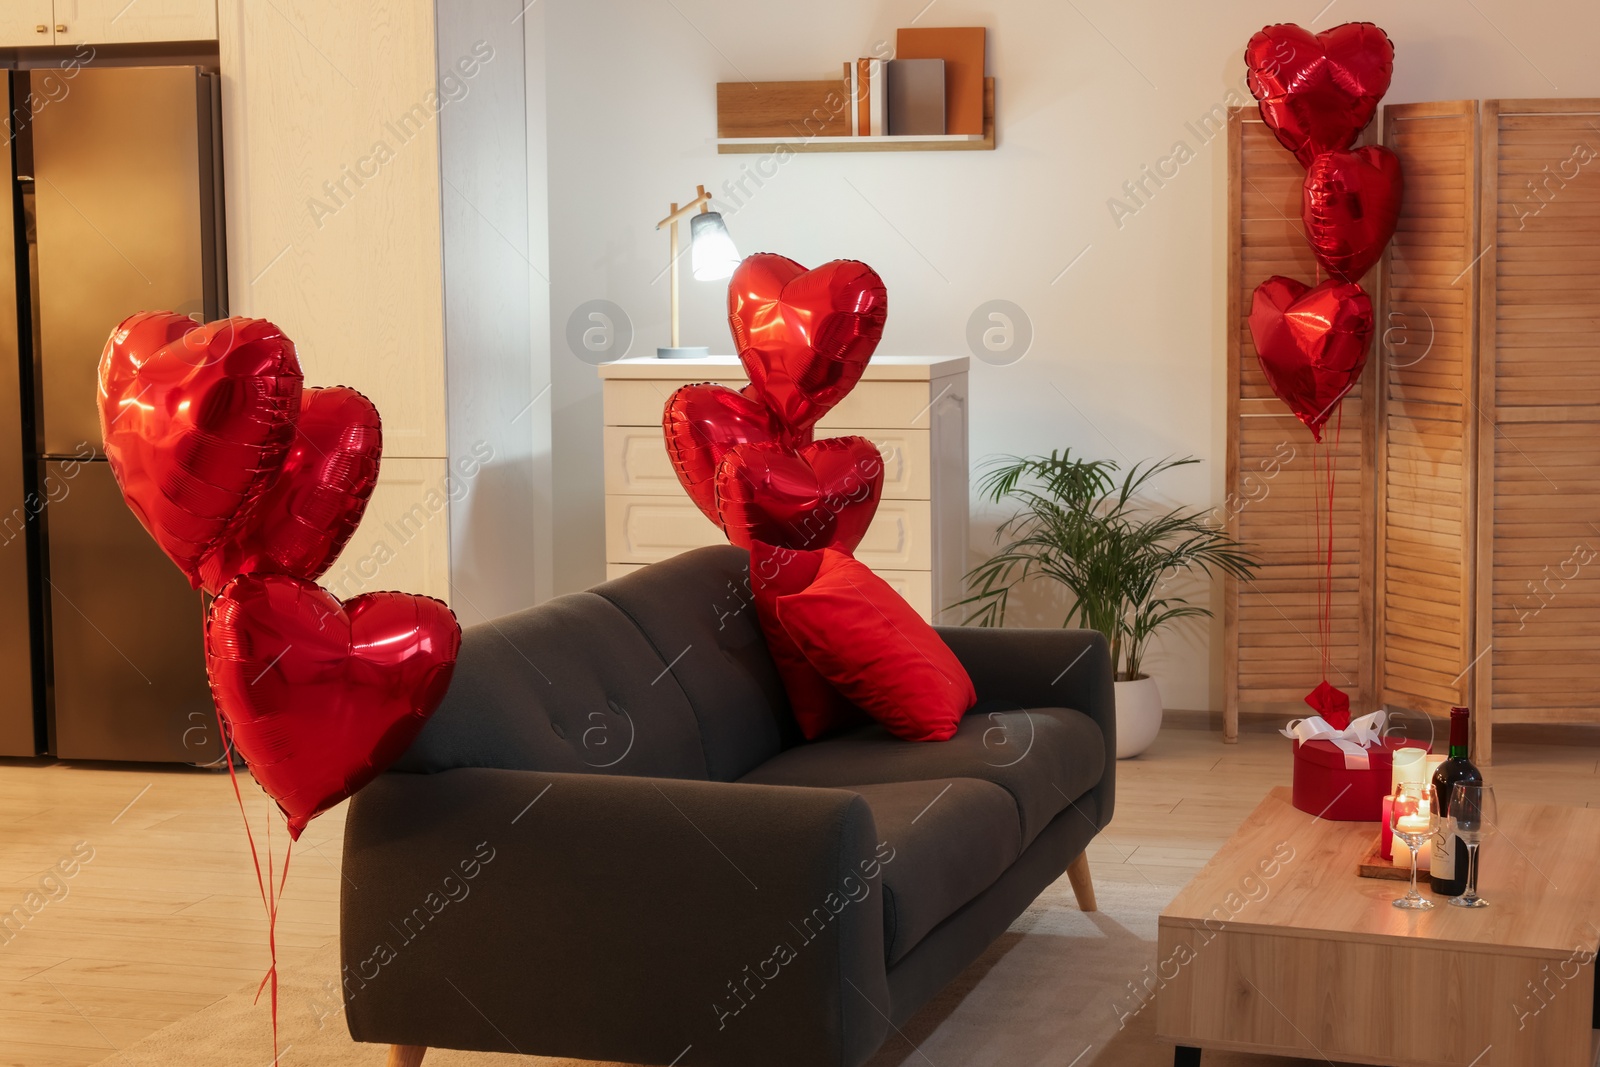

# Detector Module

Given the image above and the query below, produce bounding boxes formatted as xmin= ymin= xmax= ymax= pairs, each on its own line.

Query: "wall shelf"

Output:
xmin=715 ymin=77 xmax=994 ymax=154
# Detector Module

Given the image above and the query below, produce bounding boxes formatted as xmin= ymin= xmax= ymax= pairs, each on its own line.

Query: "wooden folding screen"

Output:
xmin=1474 ymin=100 xmax=1600 ymax=764
xmin=1223 ymin=109 xmax=1375 ymax=742
xmin=1228 ymin=98 xmax=1600 ymax=762
xmin=1374 ymin=101 xmax=1482 ymax=727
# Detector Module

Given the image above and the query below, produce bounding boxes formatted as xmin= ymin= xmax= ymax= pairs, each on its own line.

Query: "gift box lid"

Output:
xmin=1291 ymin=733 xmax=1431 ymax=770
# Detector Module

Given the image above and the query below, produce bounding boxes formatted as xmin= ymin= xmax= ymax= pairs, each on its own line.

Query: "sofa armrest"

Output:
xmin=935 ymin=626 xmax=1116 ymax=828
xmin=341 ymin=767 xmax=890 ymax=1067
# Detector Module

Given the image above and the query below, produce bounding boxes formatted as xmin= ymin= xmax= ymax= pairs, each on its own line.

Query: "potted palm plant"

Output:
xmin=957 ymin=452 xmax=1260 ymax=758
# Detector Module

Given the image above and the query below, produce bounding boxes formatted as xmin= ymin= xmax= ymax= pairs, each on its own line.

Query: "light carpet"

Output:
xmin=97 ymin=875 xmax=1338 ymax=1067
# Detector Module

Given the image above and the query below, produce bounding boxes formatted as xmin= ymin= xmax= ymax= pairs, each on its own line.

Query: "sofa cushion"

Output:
xmin=775 ymin=549 xmax=975 ymax=742
xmin=739 ymin=706 xmax=1105 ymax=849
xmin=593 ymin=545 xmax=801 ymax=780
xmin=748 ymin=540 xmax=864 ymax=740
xmin=394 ymin=591 xmax=710 ymax=779
xmin=849 ymin=779 xmax=1021 ymax=965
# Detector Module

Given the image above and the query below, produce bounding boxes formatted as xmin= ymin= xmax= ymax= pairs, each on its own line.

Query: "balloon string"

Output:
xmin=213 ymin=704 xmax=282 ymax=1060
xmin=1310 ymin=432 xmax=1324 ymax=684
xmin=1326 ymin=405 xmax=1345 ymax=685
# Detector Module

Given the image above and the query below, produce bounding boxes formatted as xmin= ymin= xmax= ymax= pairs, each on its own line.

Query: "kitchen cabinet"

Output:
xmin=0 ymin=0 xmax=216 ymax=46
xmin=0 ymin=3 xmax=55 ymax=46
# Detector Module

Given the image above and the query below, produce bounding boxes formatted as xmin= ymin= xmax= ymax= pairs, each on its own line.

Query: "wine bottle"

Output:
xmin=1430 ymin=705 xmax=1483 ymax=896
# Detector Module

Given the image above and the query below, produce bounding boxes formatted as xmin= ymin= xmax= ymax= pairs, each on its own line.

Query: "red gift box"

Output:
xmin=1290 ymin=733 xmax=1432 ymax=822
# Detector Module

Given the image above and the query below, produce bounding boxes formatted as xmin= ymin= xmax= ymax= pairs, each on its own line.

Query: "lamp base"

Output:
xmin=656 ymin=346 xmax=710 ymax=359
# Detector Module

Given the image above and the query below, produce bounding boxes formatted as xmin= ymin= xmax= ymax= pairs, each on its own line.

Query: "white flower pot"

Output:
xmin=1114 ymin=675 xmax=1163 ymax=759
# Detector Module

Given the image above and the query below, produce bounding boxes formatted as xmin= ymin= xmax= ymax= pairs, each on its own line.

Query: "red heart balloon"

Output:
xmin=204 ymin=574 xmax=461 ymax=838
xmin=1247 ymin=276 xmax=1374 ymax=442
xmin=1246 ymin=22 xmax=1394 ymax=166
xmin=715 ymin=436 xmax=884 ymax=553
xmin=196 ymin=386 xmax=383 ymax=594
xmin=662 ymin=382 xmax=789 ymax=525
xmin=728 ymin=254 xmax=888 ymax=436
xmin=99 ymin=312 xmax=303 ymax=588
xmin=1302 ymin=146 xmax=1404 ymax=280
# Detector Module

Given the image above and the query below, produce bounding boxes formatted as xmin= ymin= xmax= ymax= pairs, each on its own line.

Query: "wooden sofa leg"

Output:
xmin=387 ymin=1047 xmax=427 ymax=1067
xmin=1067 ymin=851 xmax=1097 ymax=912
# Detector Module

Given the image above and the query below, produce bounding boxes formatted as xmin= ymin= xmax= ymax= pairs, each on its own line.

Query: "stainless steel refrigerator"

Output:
xmin=0 ymin=64 xmax=226 ymax=763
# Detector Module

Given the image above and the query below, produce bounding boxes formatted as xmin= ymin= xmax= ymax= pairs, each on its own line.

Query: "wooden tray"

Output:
xmin=1356 ymin=842 xmax=1410 ymax=880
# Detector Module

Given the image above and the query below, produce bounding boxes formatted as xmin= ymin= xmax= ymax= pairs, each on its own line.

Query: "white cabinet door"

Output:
xmin=54 ymin=0 xmax=216 ymax=45
xmin=0 ymin=2 xmax=56 ymax=46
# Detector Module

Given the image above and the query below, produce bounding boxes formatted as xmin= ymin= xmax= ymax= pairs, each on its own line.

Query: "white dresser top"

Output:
xmin=597 ymin=354 xmax=969 ymax=381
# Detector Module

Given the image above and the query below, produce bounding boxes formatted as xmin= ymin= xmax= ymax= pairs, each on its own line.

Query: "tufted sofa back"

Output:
xmin=394 ymin=546 xmax=802 ymax=782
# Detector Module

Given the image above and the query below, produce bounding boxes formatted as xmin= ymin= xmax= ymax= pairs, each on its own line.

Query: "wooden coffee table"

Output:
xmin=1156 ymin=787 xmax=1600 ymax=1066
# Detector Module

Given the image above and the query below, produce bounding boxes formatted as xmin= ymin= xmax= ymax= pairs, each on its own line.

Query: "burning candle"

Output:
xmin=1380 ymin=795 xmax=1396 ymax=860
xmin=1390 ymin=793 xmax=1433 ymax=871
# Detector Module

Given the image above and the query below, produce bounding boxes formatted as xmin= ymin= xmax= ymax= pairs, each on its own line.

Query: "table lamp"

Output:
xmin=656 ymin=184 xmax=740 ymax=358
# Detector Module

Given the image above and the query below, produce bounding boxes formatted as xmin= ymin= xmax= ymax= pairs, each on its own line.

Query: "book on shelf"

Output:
xmin=885 ymin=58 xmax=945 ymax=136
xmin=895 ymin=26 xmax=986 ymax=135
xmin=847 ymin=60 xmax=859 ymax=136
xmin=867 ymin=58 xmax=885 ymax=135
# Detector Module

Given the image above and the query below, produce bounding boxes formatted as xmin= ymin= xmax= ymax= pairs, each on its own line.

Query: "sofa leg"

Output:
xmin=387 ymin=1046 xmax=427 ymax=1067
xmin=1066 ymin=850 xmax=1097 ymax=912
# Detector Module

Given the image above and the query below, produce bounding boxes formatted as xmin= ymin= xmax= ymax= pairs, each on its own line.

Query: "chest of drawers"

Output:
xmin=598 ymin=355 xmax=969 ymax=621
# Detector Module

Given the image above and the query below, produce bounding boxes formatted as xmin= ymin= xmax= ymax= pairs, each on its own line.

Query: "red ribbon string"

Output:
xmin=214 ymin=705 xmax=289 ymax=1062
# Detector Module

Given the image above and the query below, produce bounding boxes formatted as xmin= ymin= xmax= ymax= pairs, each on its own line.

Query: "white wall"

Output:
xmin=532 ymin=0 xmax=1600 ymax=711
xmin=436 ymin=1 xmax=547 ymax=624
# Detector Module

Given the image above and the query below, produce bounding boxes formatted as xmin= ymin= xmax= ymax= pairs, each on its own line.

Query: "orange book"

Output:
xmin=856 ymin=58 xmax=871 ymax=135
xmin=895 ymin=27 xmax=985 ymax=135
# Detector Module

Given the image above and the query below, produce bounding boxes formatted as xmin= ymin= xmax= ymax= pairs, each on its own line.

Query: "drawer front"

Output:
xmin=606 ymin=561 xmax=933 ymax=621
xmin=605 ymin=495 xmax=932 ymax=570
xmin=604 ymin=425 xmax=929 ymax=499
xmin=605 ymin=378 xmax=942 ymax=430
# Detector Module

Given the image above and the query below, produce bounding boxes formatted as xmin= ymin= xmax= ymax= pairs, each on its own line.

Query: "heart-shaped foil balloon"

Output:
xmin=662 ymin=381 xmax=787 ymax=525
xmin=99 ymin=312 xmax=303 ymax=588
xmin=714 ymin=436 xmax=884 ymax=553
xmin=1302 ymin=146 xmax=1404 ymax=281
xmin=1245 ymin=22 xmax=1395 ymax=166
xmin=727 ymin=254 xmax=888 ymax=438
xmin=204 ymin=574 xmax=462 ymax=838
xmin=196 ymin=386 xmax=383 ymax=594
xmin=1247 ymin=276 xmax=1374 ymax=441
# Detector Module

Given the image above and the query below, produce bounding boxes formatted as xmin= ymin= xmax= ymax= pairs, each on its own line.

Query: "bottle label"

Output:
xmin=1434 ymin=818 xmax=1455 ymax=880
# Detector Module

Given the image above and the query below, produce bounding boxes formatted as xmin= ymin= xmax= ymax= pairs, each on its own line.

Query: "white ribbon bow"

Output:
xmin=1280 ymin=710 xmax=1388 ymax=770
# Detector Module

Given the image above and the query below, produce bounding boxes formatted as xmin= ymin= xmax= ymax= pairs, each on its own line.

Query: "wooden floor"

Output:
xmin=5 ymin=714 xmax=1600 ymax=1065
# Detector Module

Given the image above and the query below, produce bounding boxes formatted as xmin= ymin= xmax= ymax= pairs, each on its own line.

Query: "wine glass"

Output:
xmin=1391 ymin=782 xmax=1437 ymax=911
xmin=1448 ymin=783 xmax=1496 ymax=909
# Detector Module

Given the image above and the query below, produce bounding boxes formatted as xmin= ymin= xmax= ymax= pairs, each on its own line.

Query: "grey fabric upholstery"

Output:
xmin=739 ymin=707 xmax=1105 ymax=849
xmin=342 ymin=545 xmax=1116 ymax=1067
xmin=846 ymin=779 xmax=1021 ymax=965
xmin=342 ymin=768 xmax=888 ymax=1067
xmin=394 ymin=590 xmax=710 ymax=779
xmin=592 ymin=545 xmax=802 ymax=780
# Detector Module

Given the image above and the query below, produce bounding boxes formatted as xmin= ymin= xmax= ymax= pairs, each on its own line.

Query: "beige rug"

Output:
xmin=98 ymin=875 xmax=1335 ymax=1067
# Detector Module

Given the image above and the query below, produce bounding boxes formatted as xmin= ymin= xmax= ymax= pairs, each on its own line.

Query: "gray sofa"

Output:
xmin=340 ymin=545 xmax=1115 ymax=1067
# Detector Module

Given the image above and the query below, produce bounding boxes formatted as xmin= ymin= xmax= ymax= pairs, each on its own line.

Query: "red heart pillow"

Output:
xmin=715 ymin=437 xmax=883 ymax=552
xmin=1247 ymin=276 xmax=1374 ymax=442
xmin=100 ymin=313 xmax=303 ymax=588
xmin=775 ymin=550 xmax=974 ymax=742
xmin=1246 ymin=23 xmax=1394 ymax=166
xmin=728 ymin=254 xmax=888 ymax=437
xmin=205 ymin=574 xmax=461 ymax=838
xmin=196 ymin=386 xmax=382 ymax=594
xmin=749 ymin=540 xmax=865 ymax=740
xmin=1302 ymin=146 xmax=1404 ymax=281
xmin=662 ymin=382 xmax=787 ymax=525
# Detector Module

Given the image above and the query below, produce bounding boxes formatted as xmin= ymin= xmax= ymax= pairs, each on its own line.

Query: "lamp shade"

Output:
xmin=690 ymin=211 xmax=740 ymax=281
